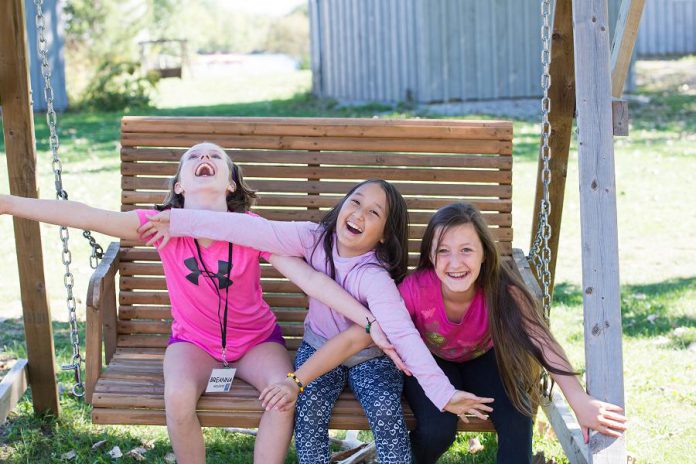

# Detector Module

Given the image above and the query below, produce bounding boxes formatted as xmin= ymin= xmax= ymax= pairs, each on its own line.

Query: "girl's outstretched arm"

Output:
xmin=0 ymin=194 xmax=141 ymax=241
xmin=510 ymin=286 xmax=627 ymax=442
xmin=268 ymin=254 xmax=408 ymax=373
xmin=139 ymin=208 xmax=313 ymax=257
xmin=259 ymin=325 xmax=369 ymax=411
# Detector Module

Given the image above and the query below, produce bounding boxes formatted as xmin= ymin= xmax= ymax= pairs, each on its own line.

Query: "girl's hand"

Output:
xmin=259 ymin=378 xmax=299 ymax=412
xmin=573 ymin=394 xmax=627 ymax=443
xmin=444 ymin=390 xmax=494 ymax=423
xmin=370 ymin=321 xmax=412 ymax=376
xmin=137 ymin=210 xmax=172 ymax=249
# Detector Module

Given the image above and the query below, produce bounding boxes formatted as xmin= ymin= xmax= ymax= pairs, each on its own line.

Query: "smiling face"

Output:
xmin=431 ymin=222 xmax=485 ymax=301
xmin=175 ymin=142 xmax=235 ymax=196
xmin=335 ymin=182 xmax=388 ymax=257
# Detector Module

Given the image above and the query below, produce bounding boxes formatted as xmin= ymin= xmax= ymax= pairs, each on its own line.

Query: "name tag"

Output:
xmin=206 ymin=368 xmax=237 ymax=393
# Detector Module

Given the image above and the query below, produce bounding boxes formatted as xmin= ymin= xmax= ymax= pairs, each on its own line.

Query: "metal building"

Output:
xmin=25 ymin=0 xmax=68 ymax=111
xmin=309 ymin=0 xmax=626 ymax=103
xmin=636 ymin=0 xmax=696 ymax=56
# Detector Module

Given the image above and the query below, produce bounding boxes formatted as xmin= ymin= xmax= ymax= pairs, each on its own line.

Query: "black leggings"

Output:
xmin=403 ymin=349 xmax=532 ymax=464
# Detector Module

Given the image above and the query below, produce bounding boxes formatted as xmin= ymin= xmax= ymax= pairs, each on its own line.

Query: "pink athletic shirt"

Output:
xmin=168 ymin=209 xmax=457 ymax=411
xmin=398 ymin=268 xmax=493 ymax=362
xmin=135 ymin=210 xmax=276 ymax=362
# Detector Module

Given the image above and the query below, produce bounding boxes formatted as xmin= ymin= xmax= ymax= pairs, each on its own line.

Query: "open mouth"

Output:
xmin=446 ymin=271 xmax=469 ymax=280
xmin=346 ymin=220 xmax=363 ymax=235
xmin=195 ymin=162 xmax=216 ymax=177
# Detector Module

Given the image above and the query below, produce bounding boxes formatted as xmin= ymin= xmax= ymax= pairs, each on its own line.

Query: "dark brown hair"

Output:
xmin=417 ymin=203 xmax=575 ymax=416
xmin=156 ymin=142 xmax=256 ymax=213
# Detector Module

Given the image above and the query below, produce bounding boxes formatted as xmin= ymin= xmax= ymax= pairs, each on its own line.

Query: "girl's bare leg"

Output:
xmin=163 ymin=342 xmax=220 ymax=464
xmin=234 ymin=342 xmax=294 ymax=464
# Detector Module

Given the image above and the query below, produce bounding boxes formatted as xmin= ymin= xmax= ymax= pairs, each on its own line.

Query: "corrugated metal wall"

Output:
xmin=636 ymin=0 xmax=696 ymax=56
xmin=25 ymin=0 xmax=68 ymax=111
xmin=310 ymin=0 xmax=630 ymax=103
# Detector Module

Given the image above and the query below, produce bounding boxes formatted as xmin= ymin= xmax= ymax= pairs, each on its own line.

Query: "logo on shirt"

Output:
xmin=183 ymin=257 xmax=233 ymax=289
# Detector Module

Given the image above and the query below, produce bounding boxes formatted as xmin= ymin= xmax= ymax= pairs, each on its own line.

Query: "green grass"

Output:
xmin=1 ymin=60 xmax=695 ymax=462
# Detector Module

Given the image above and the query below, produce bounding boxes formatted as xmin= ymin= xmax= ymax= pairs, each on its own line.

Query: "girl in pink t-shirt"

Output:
xmin=0 ymin=143 xmax=402 ymax=464
xmin=399 ymin=203 xmax=628 ymax=463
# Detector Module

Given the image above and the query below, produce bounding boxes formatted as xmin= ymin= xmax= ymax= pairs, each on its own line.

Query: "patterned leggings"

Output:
xmin=293 ymin=342 xmax=412 ymax=464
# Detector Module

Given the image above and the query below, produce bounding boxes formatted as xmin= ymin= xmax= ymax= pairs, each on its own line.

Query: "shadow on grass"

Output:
xmin=553 ymin=277 xmax=696 ymax=343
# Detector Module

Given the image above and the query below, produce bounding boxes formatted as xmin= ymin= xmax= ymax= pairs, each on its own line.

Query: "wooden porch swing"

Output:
xmin=0 ymin=0 xmax=646 ymax=463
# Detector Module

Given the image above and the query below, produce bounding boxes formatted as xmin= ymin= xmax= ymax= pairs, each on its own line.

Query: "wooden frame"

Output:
xmin=0 ymin=360 xmax=29 ymax=423
xmin=2 ymin=0 xmax=646 ymax=462
xmin=0 ymin=0 xmax=60 ymax=416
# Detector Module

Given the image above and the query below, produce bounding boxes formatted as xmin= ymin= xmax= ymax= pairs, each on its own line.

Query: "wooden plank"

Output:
xmin=121 ymin=192 xmax=513 ymax=212
xmin=121 ymin=177 xmax=514 ymax=198
xmin=92 ymin=406 xmax=494 ymax=431
xmin=121 ymin=148 xmax=512 ymax=168
xmin=118 ymin=306 xmax=308 ymax=323
xmin=117 ymin=229 xmax=513 ymax=263
xmin=542 ymin=391 xmax=589 ymax=464
xmin=572 ymin=0 xmax=626 ymax=461
xmin=118 ymin=291 xmax=309 ymax=307
xmin=0 ymin=360 xmax=28 ymax=422
xmin=611 ymin=99 xmax=629 ymax=136
xmin=610 ymin=0 xmax=646 ymax=97
xmin=121 ymin=116 xmax=512 ymax=138
xmin=121 ymin=163 xmax=512 ymax=184
xmin=0 ymin=0 xmax=60 ymax=415
xmin=530 ymin=0 xmax=575 ymax=298
xmin=120 ymin=133 xmax=512 ymax=155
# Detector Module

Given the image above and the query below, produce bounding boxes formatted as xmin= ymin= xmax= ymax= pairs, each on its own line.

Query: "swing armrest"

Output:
xmin=511 ymin=248 xmax=543 ymax=302
xmin=85 ymin=242 xmax=120 ymax=403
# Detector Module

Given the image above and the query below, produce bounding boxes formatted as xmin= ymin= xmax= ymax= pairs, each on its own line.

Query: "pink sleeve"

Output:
xmin=363 ymin=269 xmax=455 ymax=411
xmin=169 ymin=209 xmax=317 ymax=258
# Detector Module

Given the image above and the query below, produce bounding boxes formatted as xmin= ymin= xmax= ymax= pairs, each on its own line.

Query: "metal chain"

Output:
xmin=528 ymin=0 xmax=555 ymax=399
xmin=34 ymin=0 xmax=102 ymax=397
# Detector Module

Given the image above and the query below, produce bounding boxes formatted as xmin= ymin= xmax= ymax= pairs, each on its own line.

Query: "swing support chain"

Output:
xmin=528 ymin=0 xmax=555 ymax=399
xmin=34 ymin=0 xmax=103 ymax=397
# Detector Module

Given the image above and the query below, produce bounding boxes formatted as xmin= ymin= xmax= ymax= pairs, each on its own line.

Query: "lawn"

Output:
xmin=0 ymin=58 xmax=695 ymax=463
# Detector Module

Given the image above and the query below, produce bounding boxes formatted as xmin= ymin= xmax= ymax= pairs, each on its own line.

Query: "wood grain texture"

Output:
xmin=573 ymin=0 xmax=626 ymax=461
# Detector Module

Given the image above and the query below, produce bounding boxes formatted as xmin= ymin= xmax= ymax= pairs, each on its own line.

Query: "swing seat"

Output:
xmin=86 ymin=116 xmax=535 ymax=432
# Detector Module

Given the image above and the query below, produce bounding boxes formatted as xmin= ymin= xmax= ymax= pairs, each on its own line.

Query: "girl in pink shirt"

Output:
xmin=399 ymin=203 xmax=628 ymax=463
xmin=0 ymin=143 xmax=403 ymax=464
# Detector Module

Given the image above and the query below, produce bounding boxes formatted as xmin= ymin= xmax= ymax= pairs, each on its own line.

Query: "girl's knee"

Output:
xmin=164 ymin=385 xmax=200 ymax=422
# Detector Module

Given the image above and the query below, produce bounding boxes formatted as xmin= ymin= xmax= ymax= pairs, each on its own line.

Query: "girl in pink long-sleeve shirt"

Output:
xmin=140 ymin=179 xmax=494 ymax=464
xmin=0 ymin=144 xmax=405 ymax=464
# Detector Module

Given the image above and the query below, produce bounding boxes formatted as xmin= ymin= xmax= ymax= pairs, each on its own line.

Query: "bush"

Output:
xmin=80 ymin=60 xmax=160 ymax=111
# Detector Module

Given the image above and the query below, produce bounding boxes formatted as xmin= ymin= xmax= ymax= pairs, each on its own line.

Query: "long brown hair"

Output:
xmin=417 ymin=203 xmax=575 ymax=416
xmin=156 ymin=142 xmax=257 ymax=213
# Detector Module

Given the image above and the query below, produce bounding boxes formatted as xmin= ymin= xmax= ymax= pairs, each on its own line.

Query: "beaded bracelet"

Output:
xmin=286 ymin=372 xmax=305 ymax=393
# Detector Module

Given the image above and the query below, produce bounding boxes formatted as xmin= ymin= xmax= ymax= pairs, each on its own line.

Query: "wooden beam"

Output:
xmin=0 ymin=360 xmax=29 ymax=422
xmin=530 ymin=0 xmax=575 ymax=298
xmin=611 ymin=99 xmax=629 ymax=136
xmin=0 ymin=0 xmax=60 ymax=415
xmin=610 ymin=0 xmax=646 ymax=97
xmin=572 ymin=0 xmax=626 ymax=462
xmin=542 ymin=390 xmax=589 ymax=464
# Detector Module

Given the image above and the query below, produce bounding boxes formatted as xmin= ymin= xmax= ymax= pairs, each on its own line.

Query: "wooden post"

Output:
xmin=0 ymin=360 xmax=29 ymax=423
xmin=530 ymin=0 xmax=575 ymax=298
xmin=0 ymin=0 xmax=60 ymax=415
xmin=572 ymin=0 xmax=626 ymax=462
xmin=610 ymin=0 xmax=646 ymax=98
